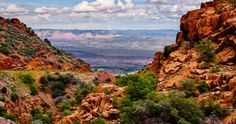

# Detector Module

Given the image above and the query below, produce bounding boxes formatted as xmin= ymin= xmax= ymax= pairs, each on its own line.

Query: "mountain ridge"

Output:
xmin=0 ymin=17 xmax=91 ymax=72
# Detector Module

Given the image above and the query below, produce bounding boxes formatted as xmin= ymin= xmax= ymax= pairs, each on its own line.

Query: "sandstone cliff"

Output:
xmin=144 ymin=0 xmax=236 ymax=123
xmin=0 ymin=17 xmax=91 ymax=72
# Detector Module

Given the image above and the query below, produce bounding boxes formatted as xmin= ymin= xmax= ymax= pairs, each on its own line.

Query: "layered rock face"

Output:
xmin=0 ymin=17 xmax=91 ymax=72
xmin=176 ymin=0 xmax=236 ymax=64
xmin=57 ymin=83 xmax=124 ymax=124
xmin=144 ymin=0 xmax=236 ymax=123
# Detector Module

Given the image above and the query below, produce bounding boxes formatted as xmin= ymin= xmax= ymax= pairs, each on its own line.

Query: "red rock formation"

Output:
xmin=144 ymin=1 xmax=236 ymax=123
xmin=0 ymin=17 xmax=91 ymax=72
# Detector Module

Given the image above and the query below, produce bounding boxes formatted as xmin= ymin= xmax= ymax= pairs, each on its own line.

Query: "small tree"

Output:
xmin=194 ymin=41 xmax=216 ymax=62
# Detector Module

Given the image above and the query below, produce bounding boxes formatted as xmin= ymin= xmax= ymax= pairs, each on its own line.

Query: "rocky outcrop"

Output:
xmin=0 ymin=17 xmax=91 ymax=72
xmin=57 ymin=84 xmax=124 ymax=124
xmin=176 ymin=0 xmax=236 ymax=64
xmin=144 ymin=1 xmax=236 ymax=123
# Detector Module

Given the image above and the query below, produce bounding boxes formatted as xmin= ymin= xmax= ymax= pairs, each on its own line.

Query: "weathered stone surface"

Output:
xmin=229 ymin=77 xmax=236 ymax=90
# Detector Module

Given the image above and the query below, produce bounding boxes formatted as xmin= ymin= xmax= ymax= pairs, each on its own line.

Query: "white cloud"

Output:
xmin=0 ymin=4 xmax=28 ymax=13
xmin=74 ymin=0 xmax=134 ymax=13
xmin=35 ymin=6 xmax=70 ymax=14
xmin=74 ymin=1 xmax=98 ymax=12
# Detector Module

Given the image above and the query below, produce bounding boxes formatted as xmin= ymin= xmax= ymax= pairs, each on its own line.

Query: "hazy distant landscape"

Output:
xmin=36 ymin=29 xmax=178 ymax=73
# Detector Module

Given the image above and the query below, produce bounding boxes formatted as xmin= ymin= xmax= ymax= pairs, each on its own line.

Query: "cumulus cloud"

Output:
xmin=0 ymin=4 xmax=28 ymax=13
xmin=74 ymin=0 xmax=134 ymax=12
xmin=35 ymin=6 xmax=71 ymax=14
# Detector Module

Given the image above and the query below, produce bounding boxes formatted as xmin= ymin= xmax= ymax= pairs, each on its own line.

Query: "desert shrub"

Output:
xmin=196 ymin=80 xmax=208 ymax=93
xmin=164 ymin=45 xmax=178 ymax=58
xmin=180 ymin=78 xmax=197 ymax=96
xmin=20 ymin=73 xmax=38 ymax=96
xmin=4 ymin=114 xmax=16 ymax=121
xmin=111 ymin=96 xmax=122 ymax=108
xmin=57 ymin=100 xmax=72 ymax=116
xmin=0 ymin=106 xmax=16 ymax=121
xmin=104 ymin=89 xmax=112 ymax=95
xmin=216 ymin=8 xmax=222 ymax=14
xmin=58 ymin=73 xmax=75 ymax=84
xmin=20 ymin=73 xmax=35 ymax=85
xmin=21 ymin=48 xmax=36 ymax=57
xmin=200 ymin=100 xmax=229 ymax=118
xmin=120 ymin=91 xmax=205 ymax=124
xmin=1 ymin=87 xmax=7 ymax=94
xmin=210 ymin=64 xmax=220 ymax=73
xmin=51 ymin=87 xmax=66 ymax=98
xmin=0 ymin=47 xmax=11 ymax=55
xmin=180 ymin=78 xmax=208 ymax=96
xmin=0 ymin=41 xmax=14 ymax=55
xmin=57 ymin=101 xmax=71 ymax=111
xmin=75 ymin=83 xmax=95 ymax=104
xmin=40 ymin=76 xmax=49 ymax=85
xmin=31 ymin=108 xmax=53 ymax=124
xmin=10 ymin=93 xmax=18 ymax=102
xmin=0 ymin=106 xmax=7 ymax=116
xmin=0 ymin=97 xmax=6 ymax=102
xmin=73 ymin=120 xmax=81 ymax=124
xmin=194 ymin=41 xmax=216 ymax=62
xmin=116 ymin=72 xmax=156 ymax=100
xmin=40 ymin=76 xmax=49 ymax=90
xmin=30 ymin=85 xmax=38 ymax=96
xmin=89 ymin=117 xmax=105 ymax=124
xmin=199 ymin=62 xmax=210 ymax=69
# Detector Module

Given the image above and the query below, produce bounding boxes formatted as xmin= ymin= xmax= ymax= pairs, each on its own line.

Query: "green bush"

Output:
xmin=200 ymin=100 xmax=229 ymax=118
xmin=116 ymin=72 xmax=157 ymax=101
xmin=58 ymin=73 xmax=75 ymax=84
xmin=57 ymin=101 xmax=71 ymax=111
xmin=20 ymin=73 xmax=35 ymax=85
xmin=11 ymin=93 xmax=18 ymax=102
xmin=164 ymin=45 xmax=178 ymax=58
xmin=104 ymin=89 xmax=112 ymax=95
xmin=57 ymin=101 xmax=72 ymax=116
xmin=30 ymin=85 xmax=38 ymax=96
xmin=120 ymin=91 xmax=205 ymax=124
xmin=31 ymin=108 xmax=53 ymax=124
xmin=199 ymin=62 xmax=209 ymax=69
xmin=40 ymin=76 xmax=49 ymax=85
xmin=0 ymin=106 xmax=16 ymax=122
xmin=0 ymin=97 xmax=6 ymax=102
xmin=21 ymin=48 xmax=36 ymax=57
xmin=0 ymin=41 xmax=14 ymax=55
xmin=40 ymin=76 xmax=49 ymax=90
xmin=1 ymin=87 xmax=7 ymax=94
xmin=89 ymin=118 xmax=105 ymax=124
xmin=196 ymin=80 xmax=208 ymax=93
xmin=216 ymin=8 xmax=222 ymax=14
xmin=75 ymin=83 xmax=95 ymax=104
xmin=0 ymin=47 xmax=11 ymax=55
xmin=194 ymin=41 xmax=216 ymax=62
xmin=180 ymin=78 xmax=197 ymax=96
xmin=210 ymin=65 xmax=220 ymax=73
xmin=50 ymin=81 xmax=66 ymax=98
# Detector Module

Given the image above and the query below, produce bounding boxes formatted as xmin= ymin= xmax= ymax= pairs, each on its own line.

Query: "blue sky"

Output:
xmin=0 ymin=0 xmax=211 ymax=29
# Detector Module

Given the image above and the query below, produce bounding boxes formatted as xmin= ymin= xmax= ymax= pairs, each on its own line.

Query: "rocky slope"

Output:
xmin=0 ymin=17 xmax=91 ymax=72
xmin=144 ymin=0 xmax=236 ymax=123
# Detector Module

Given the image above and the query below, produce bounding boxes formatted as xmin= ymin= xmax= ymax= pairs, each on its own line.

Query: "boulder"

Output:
xmin=229 ymin=77 xmax=236 ymax=90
